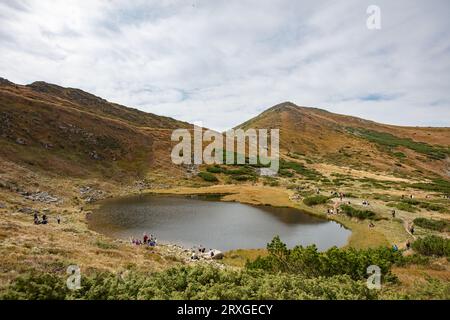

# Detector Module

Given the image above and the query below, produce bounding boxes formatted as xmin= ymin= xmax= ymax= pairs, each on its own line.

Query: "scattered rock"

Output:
xmin=15 ymin=137 xmax=27 ymax=145
xmin=0 ymin=202 xmax=5 ymax=209
xmin=24 ymin=191 xmax=60 ymax=203
xmin=210 ymin=250 xmax=224 ymax=260
xmin=134 ymin=180 xmax=169 ymax=191
xmin=79 ymin=186 xmax=107 ymax=203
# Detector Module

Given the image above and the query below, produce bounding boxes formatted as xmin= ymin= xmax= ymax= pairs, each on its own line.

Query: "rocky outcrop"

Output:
xmin=79 ymin=186 xmax=107 ymax=203
xmin=22 ymin=191 xmax=60 ymax=203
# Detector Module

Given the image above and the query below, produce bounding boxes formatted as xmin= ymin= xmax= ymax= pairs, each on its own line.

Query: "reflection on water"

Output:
xmin=89 ymin=194 xmax=351 ymax=251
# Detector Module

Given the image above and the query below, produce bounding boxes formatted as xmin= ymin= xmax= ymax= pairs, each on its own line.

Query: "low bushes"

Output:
xmin=413 ymin=218 xmax=449 ymax=232
xmin=340 ymin=204 xmax=377 ymax=220
xmin=246 ymin=236 xmax=401 ymax=282
xmin=197 ymin=172 xmax=218 ymax=182
xmin=303 ymin=195 xmax=329 ymax=206
xmin=1 ymin=266 xmax=378 ymax=300
xmin=206 ymin=165 xmax=224 ymax=174
xmin=412 ymin=235 xmax=450 ymax=257
xmin=387 ymin=202 xmax=417 ymax=213
xmin=280 ymin=160 xmax=323 ymax=180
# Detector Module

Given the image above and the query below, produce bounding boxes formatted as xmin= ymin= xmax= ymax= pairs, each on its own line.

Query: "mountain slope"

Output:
xmin=0 ymin=78 xmax=190 ymax=183
xmin=235 ymin=102 xmax=450 ymax=179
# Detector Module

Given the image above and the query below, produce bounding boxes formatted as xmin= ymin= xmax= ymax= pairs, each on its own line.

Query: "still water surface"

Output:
xmin=89 ymin=194 xmax=350 ymax=251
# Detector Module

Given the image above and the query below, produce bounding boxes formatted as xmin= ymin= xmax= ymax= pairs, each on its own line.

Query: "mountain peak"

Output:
xmin=0 ymin=77 xmax=15 ymax=86
xmin=266 ymin=101 xmax=299 ymax=112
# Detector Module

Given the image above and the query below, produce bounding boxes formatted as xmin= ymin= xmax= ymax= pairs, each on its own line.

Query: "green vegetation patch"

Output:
xmin=280 ymin=160 xmax=323 ymax=180
xmin=197 ymin=171 xmax=218 ymax=182
xmin=340 ymin=204 xmax=377 ymax=220
xmin=410 ymin=179 xmax=450 ymax=195
xmin=1 ymin=265 xmax=378 ymax=300
xmin=347 ymin=128 xmax=450 ymax=160
xmin=246 ymin=236 xmax=400 ymax=282
xmin=303 ymin=195 xmax=330 ymax=206
xmin=387 ymin=202 xmax=418 ymax=213
xmin=413 ymin=218 xmax=449 ymax=232
xmin=206 ymin=165 xmax=225 ymax=174
xmin=412 ymin=235 xmax=450 ymax=257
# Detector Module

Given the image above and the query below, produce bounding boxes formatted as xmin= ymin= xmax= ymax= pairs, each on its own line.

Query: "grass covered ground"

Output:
xmin=1 ymin=154 xmax=449 ymax=300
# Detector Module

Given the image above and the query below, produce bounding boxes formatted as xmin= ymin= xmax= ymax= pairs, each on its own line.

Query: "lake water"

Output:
xmin=89 ymin=194 xmax=351 ymax=251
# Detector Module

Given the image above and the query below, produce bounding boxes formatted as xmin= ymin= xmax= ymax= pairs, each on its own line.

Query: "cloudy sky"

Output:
xmin=1 ymin=0 xmax=449 ymax=131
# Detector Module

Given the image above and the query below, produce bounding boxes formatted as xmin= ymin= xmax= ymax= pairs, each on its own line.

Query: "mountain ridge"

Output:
xmin=1 ymin=78 xmax=449 ymax=183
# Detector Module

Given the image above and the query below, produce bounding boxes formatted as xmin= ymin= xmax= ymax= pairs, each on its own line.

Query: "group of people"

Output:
xmin=190 ymin=245 xmax=218 ymax=260
xmin=326 ymin=208 xmax=340 ymax=215
xmin=131 ymin=233 xmax=157 ymax=246
xmin=33 ymin=212 xmax=60 ymax=225
xmin=331 ymin=191 xmax=346 ymax=201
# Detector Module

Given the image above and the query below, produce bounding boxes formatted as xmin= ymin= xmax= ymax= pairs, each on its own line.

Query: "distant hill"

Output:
xmin=1 ymin=79 xmax=449 ymax=186
xmin=235 ymin=102 xmax=450 ymax=179
xmin=0 ymin=78 xmax=191 ymax=182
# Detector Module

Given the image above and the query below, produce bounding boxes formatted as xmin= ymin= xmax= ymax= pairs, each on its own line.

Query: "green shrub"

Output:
xmin=387 ymin=202 xmax=417 ymax=212
xmin=412 ymin=235 xmax=450 ymax=257
xmin=246 ymin=236 xmax=400 ymax=282
xmin=197 ymin=172 xmax=218 ymax=182
xmin=410 ymin=179 xmax=450 ymax=194
xmin=280 ymin=160 xmax=323 ymax=180
xmin=393 ymin=152 xmax=406 ymax=159
xmin=413 ymin=218 xmax=449 ymax=232
xmin=279 ymin=169 xmax=294 ymax=177
xmin=206 ymin=165 xmax=224 ymax=173
xmin=262 ymin=177 xmax=279 ymax=187
xmin=303 ymin=195 xmax=329 ymax=206
xmin=418 ymin=202 xmax=447 ymax=213
xmin=231 ymin=175 xmax=254 ymax=181
xmin=1 ymin=266 xmax=378 ymax=300
xmin=0 ymin=273 xmax=69 ymax=300
xmin=340 ymin=204 xmax=377 ymax=220
xmin=347 ymin=128 xmax=449 ymax=160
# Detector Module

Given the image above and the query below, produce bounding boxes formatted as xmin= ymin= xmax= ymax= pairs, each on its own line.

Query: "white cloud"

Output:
xmin=0 ymin=0 xmax=449 ymax=131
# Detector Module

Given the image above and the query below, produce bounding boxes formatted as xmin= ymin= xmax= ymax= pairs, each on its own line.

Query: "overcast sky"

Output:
xmin=1 ymin=0 xmax=449 ymax=131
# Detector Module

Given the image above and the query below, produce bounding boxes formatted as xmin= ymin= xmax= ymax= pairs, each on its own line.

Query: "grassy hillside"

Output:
xmin=0 ymin=80 xmax=449 ymax=300
xmin=235 ymin=102 xmax=450 ymax=179
xmin=0 ymin=78 xmax=192 ymax=183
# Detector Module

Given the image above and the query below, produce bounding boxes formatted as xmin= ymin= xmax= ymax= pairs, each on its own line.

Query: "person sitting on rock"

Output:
xmin=41 ymin=214 xmax=48 ymax=225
